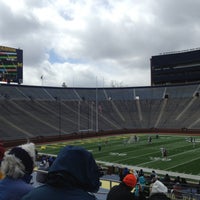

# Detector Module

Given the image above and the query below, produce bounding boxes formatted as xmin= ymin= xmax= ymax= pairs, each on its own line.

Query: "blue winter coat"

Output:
xmin=22 ymin=145 xmax=101 ymax=200
xmin=0 ymin=176 xmax=34 ymax=200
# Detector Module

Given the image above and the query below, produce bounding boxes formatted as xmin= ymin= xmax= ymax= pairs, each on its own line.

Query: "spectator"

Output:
xmin=172 ymin=182 xmax=182 ymax=199
xmin=134 ymin=174 xmax=148 ymax=199
xmin=22 ymin=145 xmax=101 ymax=200
xmin=163 ymin=174 xmax=171 ymax=183
xmin=196 ymin=180 xmax=200 ymax=194
xmin=138 ymin=169 xmax=144 ymax=177
xmin=180 ymin=178 xmax=187 ymax=188
xmin=148 ymin=180 xmax=170 ymax=200
xmin=0 ymin=142 xmax=5 ymax=180
xmin=48 ymin=156 xmax=55 ymax=167
xmin=149 ymin=175 xmax=158 ymax=194
xmin=107 ymin=173 xmax=146 ymax=200
xmin=120 ymin=167 xmax=129 ymax=181
xmin=150 ymin=170 xmax=158 ymax=183
xmin=162 ymin=174 xmax=171 ymax=188
xmin=0 ymin=143 xmax=36 ymax=200
xmin=174 ymin=176 xmax=181 ymax=184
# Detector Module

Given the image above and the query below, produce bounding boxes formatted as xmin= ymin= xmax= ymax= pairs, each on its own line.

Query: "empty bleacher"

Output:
xmin=0 ymin=83 xmax=200 ymax=141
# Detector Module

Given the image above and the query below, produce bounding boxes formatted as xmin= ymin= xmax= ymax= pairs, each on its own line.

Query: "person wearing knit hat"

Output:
xmin=0 ymin=142 xmax=36 ymax=200
xmin=123 ymin=173 xmax=137 ymax=188
xmin=107 ymin=173 xmax=146 ymax=200
xmin=149 ymin=180 xmax=171 ymax=200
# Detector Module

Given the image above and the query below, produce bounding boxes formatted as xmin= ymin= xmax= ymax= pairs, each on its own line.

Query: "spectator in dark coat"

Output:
xmin=197 ymin=180 xmax=200 ymax=194
xmin=120 ymin=167 xmax=129 ymax=181
xmin=107 ymin=173 xmax=146 ymax=200
xmin=162 ymin=174 xmax=171 ymax=188
xmin=174 ymin=176 xmax=181 ymax=184
xmin=22 ymin=145 xmax=101 ymax=200
xmin=163 ymin=174 xmax=171 ymax=183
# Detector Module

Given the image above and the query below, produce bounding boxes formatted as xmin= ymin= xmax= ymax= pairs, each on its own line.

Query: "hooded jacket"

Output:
xmin=22 ymin=145 xmax=101 ymax=200
xmin=148 ymin=180 xmax=170 ymax=200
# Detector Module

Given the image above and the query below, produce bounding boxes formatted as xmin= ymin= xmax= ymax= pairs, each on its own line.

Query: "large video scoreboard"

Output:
xmin=151 ymin=48 xmax=200 ymax=86
xmin=0 ymin=45 xmax=23 ymax=84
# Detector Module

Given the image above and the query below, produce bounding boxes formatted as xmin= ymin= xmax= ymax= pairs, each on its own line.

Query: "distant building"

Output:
xmin=151 ymin=48 xmax=200 ymax=86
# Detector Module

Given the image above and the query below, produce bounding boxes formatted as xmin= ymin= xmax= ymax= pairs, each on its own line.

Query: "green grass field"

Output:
xmin=37 ymin=134 xmax=200 ymax=176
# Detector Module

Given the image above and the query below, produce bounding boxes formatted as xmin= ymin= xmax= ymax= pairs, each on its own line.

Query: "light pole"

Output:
xmin=55 ymin=96 xmax=61 ymax=137
xmin=59 ymin=98 xmax=61 ymax=137
xmin=78 ymin=100 xmax=80 ymax=132
xmin=95 ymin=77 xmax=99 ymax=133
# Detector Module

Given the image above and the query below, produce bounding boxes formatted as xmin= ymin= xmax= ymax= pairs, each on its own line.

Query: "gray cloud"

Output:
xmin=1 ymin=0 xmax=200 ymax=87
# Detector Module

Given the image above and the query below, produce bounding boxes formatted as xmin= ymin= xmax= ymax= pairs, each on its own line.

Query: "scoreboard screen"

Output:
xmin=0 ymin=45 xmax=23 ymax=84
xmin=151 ymin=49 xmax=200 ymax=86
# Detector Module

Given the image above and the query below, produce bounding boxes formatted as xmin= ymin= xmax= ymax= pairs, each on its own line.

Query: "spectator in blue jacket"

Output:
xmin=0 ymin=143 xmax=36 ymax=200
xmin=22 ymin=145 xmax=101 ymax=200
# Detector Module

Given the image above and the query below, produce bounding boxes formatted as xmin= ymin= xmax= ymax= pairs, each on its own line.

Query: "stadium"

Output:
xmin=1 ymin=46 xmax=200 ymax=199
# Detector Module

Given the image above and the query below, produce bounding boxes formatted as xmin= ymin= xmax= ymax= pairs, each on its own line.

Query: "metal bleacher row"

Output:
xmin=0 ymin=83 xmax=200 ymax=141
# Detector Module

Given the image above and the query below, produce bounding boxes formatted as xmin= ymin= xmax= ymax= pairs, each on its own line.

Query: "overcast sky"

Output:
xmin=1 ymin=0 xmax=200 ymax=88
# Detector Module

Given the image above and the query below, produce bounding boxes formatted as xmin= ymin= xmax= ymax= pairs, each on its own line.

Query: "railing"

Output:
xmin=34 ymin=169 xmax=200 ymax=200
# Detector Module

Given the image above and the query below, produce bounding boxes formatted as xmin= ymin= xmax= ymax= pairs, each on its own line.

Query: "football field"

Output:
xmin=38 ymin=134 xmax=200 ymax=176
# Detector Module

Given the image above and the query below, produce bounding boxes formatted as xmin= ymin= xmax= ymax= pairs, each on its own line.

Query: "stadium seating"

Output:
xmin=0 ymin=83 xmax=200 ymax=141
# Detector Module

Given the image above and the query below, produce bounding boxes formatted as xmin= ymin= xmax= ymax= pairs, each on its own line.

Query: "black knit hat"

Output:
xmin=9 ymin=147 xmax=34 ymax=174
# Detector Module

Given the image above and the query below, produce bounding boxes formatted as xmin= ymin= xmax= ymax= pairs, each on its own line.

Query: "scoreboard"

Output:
xmin=151 ymin=49 xmax=200 ymax=86
xmin=0 ymin=45 xmax=23 ymax=84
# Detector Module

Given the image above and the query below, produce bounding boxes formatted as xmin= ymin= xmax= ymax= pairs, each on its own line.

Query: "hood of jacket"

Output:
xmin=48 ymin=145 xmax=101 ymax=193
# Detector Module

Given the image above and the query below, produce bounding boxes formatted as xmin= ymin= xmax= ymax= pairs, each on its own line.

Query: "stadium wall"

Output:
xmin=3 ymin=128 xmax=200 ymax=148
